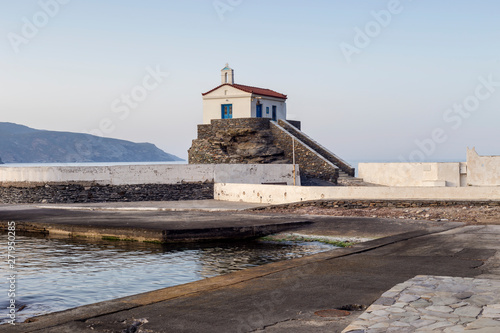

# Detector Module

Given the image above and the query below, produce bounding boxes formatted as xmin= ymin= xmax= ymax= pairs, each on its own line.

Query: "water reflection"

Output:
xmin=0 ymin=233 xmax=336 ymax=324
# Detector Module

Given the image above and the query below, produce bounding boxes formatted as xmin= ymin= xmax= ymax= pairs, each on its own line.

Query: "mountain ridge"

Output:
xmin=0 ymin=122 xmax=183 ymax=163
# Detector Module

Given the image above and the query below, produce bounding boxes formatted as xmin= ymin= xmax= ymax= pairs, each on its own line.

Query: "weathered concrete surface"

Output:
xmin=2 ymin=202 xmax=500 ymax=333
xmin=357 ymin=147 xmax=500 ymax=187
xmin=358 ymin=162 xmax=464 ymax=187
xmin=3 ymin=216 xmax=500 ymax=333
xmin=0 ymin=201 xmax=452 ymax=242
xmin=0 ymin=206 xmax=311 ymax=242
xmin=283 ymin=215 xmax=451 ymax=239
xmin=33 ymin=199 xmax=269 ymax=212
xmin=468 ymin=147 xmax=500 ymax=186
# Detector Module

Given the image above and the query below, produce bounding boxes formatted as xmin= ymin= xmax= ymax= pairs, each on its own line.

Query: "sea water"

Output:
xmin=0 ymin=234 xmax=336 ymax=324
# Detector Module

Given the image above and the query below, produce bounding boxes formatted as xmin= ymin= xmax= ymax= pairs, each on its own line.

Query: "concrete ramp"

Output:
xmin=0 ymin=206 xmax=312 ymax=243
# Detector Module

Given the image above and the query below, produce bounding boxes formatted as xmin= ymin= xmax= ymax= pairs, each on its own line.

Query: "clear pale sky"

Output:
xmin=1 ymin=0 xmax=499 ymax=163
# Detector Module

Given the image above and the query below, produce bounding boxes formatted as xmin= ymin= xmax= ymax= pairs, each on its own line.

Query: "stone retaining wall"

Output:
xmin=189 ymin=118 xmax=289 ymax=165
xmin=278 ymin=119 xmax=354 ymax=176
xmin=189 ymin=118 xmax=339 ymax=184
xmin=251 ymin=199 xmax=500 ymax=211
xmin=197 ymin=118 xmax=272 ymax=140
xmin=270 ymin=122 xmax=339 ymax=183
xmin=0 ymin=183 xmax=214 ymax=204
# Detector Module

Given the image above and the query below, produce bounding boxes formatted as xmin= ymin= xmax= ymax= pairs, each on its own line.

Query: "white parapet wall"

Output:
xmin=215 ymin=183 xmax=500 ymax=204
xmin=467 ymin=148 xmax=500 ymax=186
xmin=358 ymin=148 xmax=500 ymax=187
xmin=358 ymin=162 xmax=466 ymax=187
xmin=0 ymin=164 xmax=300 ymax=186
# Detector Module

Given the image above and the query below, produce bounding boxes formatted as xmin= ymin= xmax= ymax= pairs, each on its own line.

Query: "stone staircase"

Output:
xmin=277 ymin=120 xmax=375 ymax=186
xmin=337 ymin=170 xmax=374 ymax=186
xmin=188 ymin=118 xmax=375 ymax=186
xmin=278 ymin=119 xmax=355 ymax=176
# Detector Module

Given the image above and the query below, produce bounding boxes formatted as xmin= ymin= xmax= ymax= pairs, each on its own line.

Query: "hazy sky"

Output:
xmin=1 ymin=0 xmax=499 ymax=164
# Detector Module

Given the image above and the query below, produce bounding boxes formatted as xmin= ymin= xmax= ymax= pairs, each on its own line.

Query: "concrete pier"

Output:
xmin=0 ymin=201 xmax=311 ymax=242
xmin=1 ymin=202 xmax=500 ymax=332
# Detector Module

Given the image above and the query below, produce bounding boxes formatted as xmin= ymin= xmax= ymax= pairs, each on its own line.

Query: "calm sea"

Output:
xmin=0 ymin=234 xmax=337 ymax=324
xmin=0 ymin=161 xmax=187 ymax=167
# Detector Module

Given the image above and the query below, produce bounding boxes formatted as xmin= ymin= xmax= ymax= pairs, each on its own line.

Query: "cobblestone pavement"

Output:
xmin=342 ymin=275 xmax=500 ymax=332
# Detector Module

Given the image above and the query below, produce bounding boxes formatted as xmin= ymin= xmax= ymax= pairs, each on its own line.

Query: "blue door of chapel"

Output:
xmin=256 ymin=104 xmax=262 ymax=118
xmin=221 ymin=104 xmax=233 ymax=119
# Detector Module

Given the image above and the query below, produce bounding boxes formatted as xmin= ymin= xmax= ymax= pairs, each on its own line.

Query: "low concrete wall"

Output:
xmin=215 ymin=183 xmax=500 ymax=204
xmin=0 ymin=164 xmax=299 ymax=186
xmin=358 ymin=148 xmax=500 ymax=187
xmin=214 ymin=165 xmax=300 ymax=185
xmin=358 ymin=162 xmax=466 ymax=187
xmin=467 ymin=148 xmax=500 ymax=186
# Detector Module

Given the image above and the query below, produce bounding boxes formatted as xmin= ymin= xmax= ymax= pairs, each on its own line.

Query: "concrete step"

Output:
xmin=338 ymin=174 xmax=364 ymax=182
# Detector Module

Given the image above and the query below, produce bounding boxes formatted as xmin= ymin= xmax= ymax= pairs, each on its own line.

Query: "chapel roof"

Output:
xmin=202 ymin=83 xmax=287 ymax=100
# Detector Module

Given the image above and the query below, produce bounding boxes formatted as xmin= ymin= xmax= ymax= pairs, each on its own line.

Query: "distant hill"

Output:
xmin=0 ymin=122 xmax=183 ymax=163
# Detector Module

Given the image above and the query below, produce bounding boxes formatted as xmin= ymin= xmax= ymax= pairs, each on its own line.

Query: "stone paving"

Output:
xmin=342 ymin=275 xmax=500 ymax=333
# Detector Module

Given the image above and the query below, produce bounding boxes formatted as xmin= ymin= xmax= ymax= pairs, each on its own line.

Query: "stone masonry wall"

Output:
xmin=189 ymin=118 xmax=289 ymax=164
xmin=197 ymin=118 xmax=272 ymax=140
xmin=270 ymin=123 xmax=339 ymax=183
xmin=0 ymin=183 xmax=213 ymax=204
xmin=189 ymin=118 xmax=339 ymax=184
xmin=278 ymin=119 xmax=354 ymax=176
xmin=251 ymin=199 xmax=500 ymax=211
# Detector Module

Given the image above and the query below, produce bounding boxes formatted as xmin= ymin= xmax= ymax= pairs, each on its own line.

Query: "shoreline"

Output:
xmin=1 ymin=200 xmax=500 ymax=332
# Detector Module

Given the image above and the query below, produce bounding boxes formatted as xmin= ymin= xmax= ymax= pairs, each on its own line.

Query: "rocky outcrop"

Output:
xmin=189 ymin=120 xmax=289 ymax=164
xmin=188 ymin=118 xmax=340 ymax=185
xmin=0 ymin=157 xmax=3 ymax=164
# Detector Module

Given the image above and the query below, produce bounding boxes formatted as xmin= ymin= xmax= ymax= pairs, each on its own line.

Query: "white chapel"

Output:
xmin=201 ymin=64 xmax=287 ymax=124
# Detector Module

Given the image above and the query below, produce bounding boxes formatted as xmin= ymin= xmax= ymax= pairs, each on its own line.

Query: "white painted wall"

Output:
xmin=0 ymin=164 xmax=300 ymax=186
xmin=202 ymin=85 xmax=287 ymax=124
xmin=251 ymin=97 xmax=286 ymax=121
xmin=467 ymin=148 xmax=500 ymax=186
xmin=359 ymin=148 xmax=500 ymax=187
xmin=202 ymin=85 xmax=252 ymax=124
xmin=214 ymin=165 xmax=300 ymax=185
xmin=215 ymin=183 xmax=500 ymax=204
xmin=358 ymin=162 xmax=463 ymax=187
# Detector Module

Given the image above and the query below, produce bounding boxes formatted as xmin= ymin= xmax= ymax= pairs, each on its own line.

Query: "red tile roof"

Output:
xmin=202 ymin=83 xmax=287 ymax=100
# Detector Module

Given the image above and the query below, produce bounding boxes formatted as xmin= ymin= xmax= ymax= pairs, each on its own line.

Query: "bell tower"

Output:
xmin=221 ymin=63 xmax=234 ymax=84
